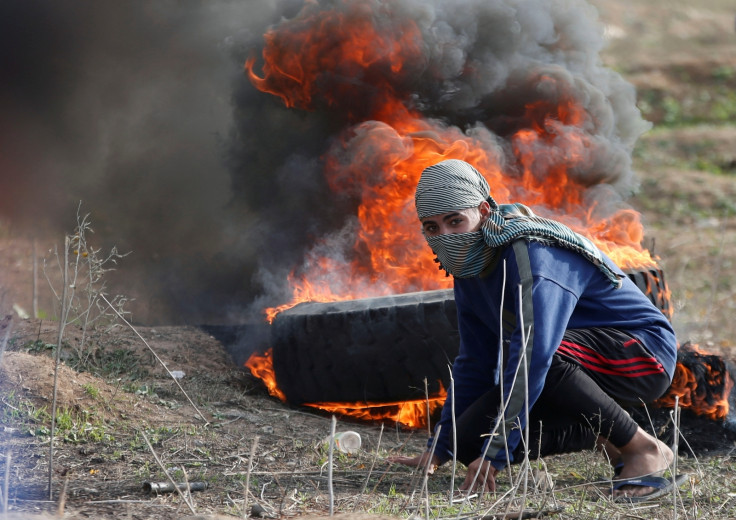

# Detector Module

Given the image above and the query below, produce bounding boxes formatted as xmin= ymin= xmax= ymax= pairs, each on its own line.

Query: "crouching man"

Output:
xmin=390 ymin=159 xmax=683 ymax=501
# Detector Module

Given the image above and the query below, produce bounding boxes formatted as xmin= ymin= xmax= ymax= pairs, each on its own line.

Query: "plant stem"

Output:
xmin=48 ymin=235 xmax=70 ymax=500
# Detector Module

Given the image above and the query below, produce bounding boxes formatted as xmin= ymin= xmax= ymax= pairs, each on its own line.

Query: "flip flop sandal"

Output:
xmin=611 ymin=473 xmax=689 ymax=503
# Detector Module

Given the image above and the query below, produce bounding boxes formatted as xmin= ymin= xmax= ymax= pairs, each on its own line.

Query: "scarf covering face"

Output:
xmin=416 ymin=160 xmax=498 ymax=278
xmin=415 ymin=159 xmax=624 ymax=287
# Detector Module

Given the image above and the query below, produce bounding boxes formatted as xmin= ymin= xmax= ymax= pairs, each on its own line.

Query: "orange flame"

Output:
xmin=260 ymin=96 xmax=658 ymax=322
xmin=244 ymin=349 xmax=286 ymax=402
xmin=655 ymin=344 xmax=734 ymax=420
xmin=246 ymin=2 xmax=421 ymax=114
xmin=305 ymin=392 xmax=445 ymax=430
xmin=243 ymin=3 xmax=693 ymax=425
xmin=244 ymin=348 xmax=443 ymax=428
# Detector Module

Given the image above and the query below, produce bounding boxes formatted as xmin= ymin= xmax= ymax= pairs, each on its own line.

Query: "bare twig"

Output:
xmin=419 ymin=427 xmax=441 ymax=520
xmin=243 ymin=435 xmax=259 ymax=519
xmin=359 ymin=423 xmax=383 ymax=495
xmin=328 ymin=415 xmax=336 ymax=516
xmin=424 ymin=377 xmax=431 ymax=437
xmin=32 ymin=238 xmax=38 ymax=319
xmin=42 ymin=206 xmax=130 ymax=365
xmin=519 ymin=286 xmax=531 ymax=507
xmin=0 ymin=315 xmax=13 ymax=368
xmin=181 ymin=464 xmax=194 ymax=510
xmin=672 ymin=396 xmax=680 ymax=519
xmin=57 ymin=472 xmax=69 ymax=517
xmin=141 ymin=432 xmax=196 ymax=515
xmin=48 ymin=235 xmax=70 ymax=500
xmin=449 ymin=366 xmax=457 ymax=503
xmin=2 ymin=451 xmax=10 ymax=514
xmin=99 ymin=293 xmax=208 ymax=424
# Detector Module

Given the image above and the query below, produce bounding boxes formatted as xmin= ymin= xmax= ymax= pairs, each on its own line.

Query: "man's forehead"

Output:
xmin=420 ymin=209 xmax=468 ymax=222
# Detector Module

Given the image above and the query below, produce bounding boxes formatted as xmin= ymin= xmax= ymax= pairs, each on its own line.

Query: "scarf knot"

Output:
xmin=481 ymin=203 xmax=623 ymax=288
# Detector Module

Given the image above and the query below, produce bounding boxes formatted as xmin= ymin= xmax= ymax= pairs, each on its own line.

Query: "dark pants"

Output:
xmin=453 ymin=327 xmax=672 ymax=466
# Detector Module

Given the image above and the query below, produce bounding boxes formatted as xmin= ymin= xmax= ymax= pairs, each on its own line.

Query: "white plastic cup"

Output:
xmin=325 ymin=431 xmax=361 ymax=454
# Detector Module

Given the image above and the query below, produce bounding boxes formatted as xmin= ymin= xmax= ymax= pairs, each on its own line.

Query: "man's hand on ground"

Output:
xmin=387 ymin=452 xmax=440 ymax=474
xmin=460 ymin=457 xmax=497 ymax=492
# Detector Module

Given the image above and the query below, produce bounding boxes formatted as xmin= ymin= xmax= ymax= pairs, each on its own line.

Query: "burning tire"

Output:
xmin=627 ymin=266 xmax=672 ymax=320
xmin=270 ymin=267 xmax=671 ymax=405
xmin=271 ymin=289 xmax=458 ymax=404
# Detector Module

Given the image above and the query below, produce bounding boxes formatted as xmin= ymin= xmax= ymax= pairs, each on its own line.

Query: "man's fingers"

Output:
xmin=459 ymin=472 xmax=495 ymax=493
xmin=387 ymin=454 xmax=436 ymax=472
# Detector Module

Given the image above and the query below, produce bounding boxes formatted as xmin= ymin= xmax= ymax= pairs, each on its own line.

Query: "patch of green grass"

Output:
xmin=50 ymin=407 xmax=113 ymax=444
xmin=638 ymin=85 xmax=736 ymax=128
xmin=93 ymin=348 xmax=149 ymax=380
xmin=23 ymin=339 xmax=56 ymax=354
xmin=708 ymin=90 xmax=736 ymax=124
xmin=1 ymin=393 xmax=113 ymax=443
xmin=1 ymin=391 xmax=51 ymax=433
xmin=712 ymin=65 xmax=735 ymax=82
xmin=83 ymin=383 xmax=101 ymax=399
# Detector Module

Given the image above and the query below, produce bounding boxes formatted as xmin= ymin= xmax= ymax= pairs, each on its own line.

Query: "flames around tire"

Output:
xmin=270 ymin=267 xmax=672 ymax=405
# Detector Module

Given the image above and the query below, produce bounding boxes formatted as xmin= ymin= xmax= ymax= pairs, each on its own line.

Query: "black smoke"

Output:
xmin=0 ymin=0 xmax=651 ymax=327
xmin=0 ymin=1 xmax=306 ymax=324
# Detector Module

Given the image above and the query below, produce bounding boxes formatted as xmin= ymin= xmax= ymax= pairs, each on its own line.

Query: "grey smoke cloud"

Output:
xmin=1 ymin=0 xmax=650 ymax=325
xmin=1 ymin=1 xmax=299 ymax=324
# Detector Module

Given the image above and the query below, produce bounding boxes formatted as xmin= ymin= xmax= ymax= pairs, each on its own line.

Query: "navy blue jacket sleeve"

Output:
xmin=482 ymin=242 xmax=579 ymax=469
xmin=428 ymin=301 xmax=499 ymax=464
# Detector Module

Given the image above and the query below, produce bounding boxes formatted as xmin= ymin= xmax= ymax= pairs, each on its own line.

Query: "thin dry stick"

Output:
xmin=328 ymin=415 xmax=336 ymax=516
xmin=0 ymin=315 xmax=13 ymax=367
xmin=497 ymin=297 xmax=534 ymax=517
xmin=99 ymin=293 xmax=208 ymax=424
xmin=465 ymin=324 xmax=527 ymax=499
xmin=449 ymin=367 xmax=457 ymax=503
xmin=402 ymin=424 xmax=441 ymax=512
xmin=141 ymin=432 xmax=196 ymax=515
xmin=181 ymin=464 xmax=193 ymax=511
xmin=32 ymin=238 xmax=38 ymax=319
xmin=672 ymin=396 xmax=680 ymax=519
xmin=419 ymin=429 xmax=441 ymax=520
xmin=452 ymin=262 xmax=511 ymax=516
xmin=462 ymin=330 xmax=531 ymax=520
xmin=2 ymin=451 xmax=10 ymax=514
xmin=48 ymin=235 xmax=70 ymax=500
xmin=497 ymin=261 xmax=514 ymax=493
xmin=424 ymin=378 xmax=431 ymax=438
xmin=243 ymin=435 xmax=260 ymax=519
xmin=359 ymin=424 xmax=382 ymax=495
xmin=0 ymin=458 xmax=3 ymax=513
xmin=57 ymin=472 xmax=69 ymax=517
xmin=518 ymin=284 xmax=531 ymax=508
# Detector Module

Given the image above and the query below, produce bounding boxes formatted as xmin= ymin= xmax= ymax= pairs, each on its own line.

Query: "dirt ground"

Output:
xmin=2 ymin=1 xmax=736 ymax=519
xmin=0 ymin=318 xmax=430 ymax=519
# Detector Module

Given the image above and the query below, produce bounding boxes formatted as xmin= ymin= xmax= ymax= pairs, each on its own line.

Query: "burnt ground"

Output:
xmin=3 ymin=1 xmax=736 ymax=519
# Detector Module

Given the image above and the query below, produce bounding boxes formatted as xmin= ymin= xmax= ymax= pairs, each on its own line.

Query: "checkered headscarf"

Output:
xmin=414 ymin=159 xmax=624 ymax=286
xmin=415 ymin=159 xmax=498 ymax=219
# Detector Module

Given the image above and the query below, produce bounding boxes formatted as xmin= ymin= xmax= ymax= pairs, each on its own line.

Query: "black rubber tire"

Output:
xmin=625 ymin=267 xmax=672 ymax=320
xmin=271 ymin=289 xmax=459 ymax=404
xmin=271 ymin=267 xmax=671 ymax=405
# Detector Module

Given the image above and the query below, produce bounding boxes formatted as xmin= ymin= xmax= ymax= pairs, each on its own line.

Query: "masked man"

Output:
xmin=390 ymin=159 xmax=682 ymax=501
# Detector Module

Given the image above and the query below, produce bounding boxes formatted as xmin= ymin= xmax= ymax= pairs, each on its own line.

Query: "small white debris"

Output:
xmin=12 ymin=304 xmax=29 ymax=319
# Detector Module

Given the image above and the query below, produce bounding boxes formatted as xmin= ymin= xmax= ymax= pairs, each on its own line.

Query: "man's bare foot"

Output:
xmin=596 ymin=436 xmax=622 ymax=474
xmin=612 ymin=427 xmax=673 ymax=498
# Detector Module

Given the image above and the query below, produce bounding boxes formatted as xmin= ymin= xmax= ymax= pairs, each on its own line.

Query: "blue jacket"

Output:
xmin=430 ymin=239 xmax=678 ymax=469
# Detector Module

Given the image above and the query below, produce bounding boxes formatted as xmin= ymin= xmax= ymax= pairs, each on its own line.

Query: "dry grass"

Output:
xmin=1 ymin=321 xmax=735 ymax=520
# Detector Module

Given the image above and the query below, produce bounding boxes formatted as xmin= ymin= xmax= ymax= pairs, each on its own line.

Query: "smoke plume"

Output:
xmin=0 ymin=0 xmax=651 ymax=326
